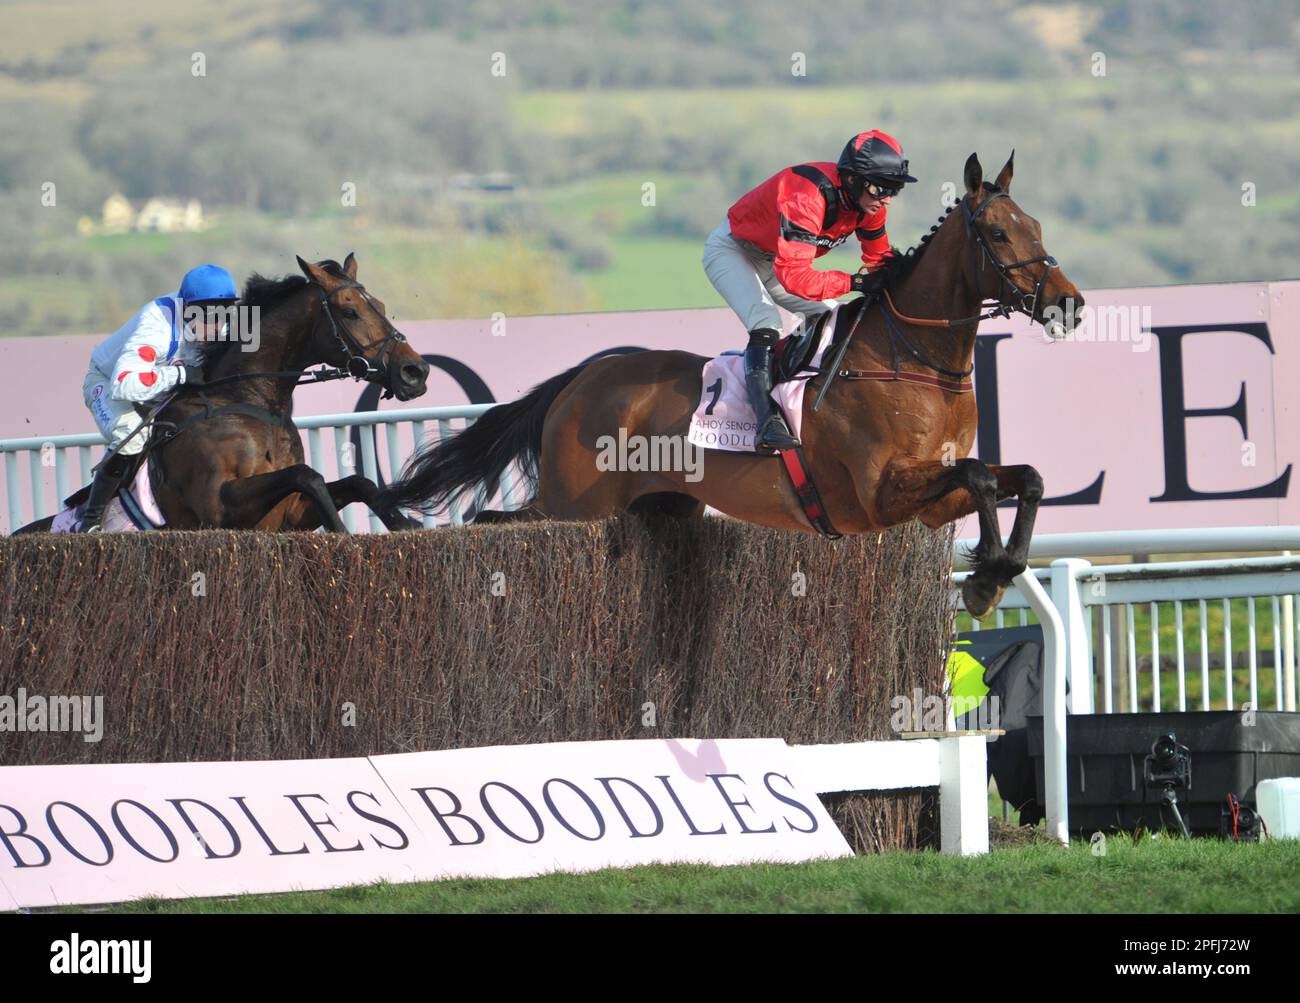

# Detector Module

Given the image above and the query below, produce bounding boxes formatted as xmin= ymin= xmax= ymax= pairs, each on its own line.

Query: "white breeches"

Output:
xmin=83 ymin=364 xmax=145 ymax=455
xmin=701 ymin=217 xmax=839 ymax=335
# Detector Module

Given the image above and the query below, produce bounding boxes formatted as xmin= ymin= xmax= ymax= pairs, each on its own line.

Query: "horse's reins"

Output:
xmin=190 ymin=364 xmax=351 ymax=391
xmin=812 ymin=187 xmax=1058 ymax=409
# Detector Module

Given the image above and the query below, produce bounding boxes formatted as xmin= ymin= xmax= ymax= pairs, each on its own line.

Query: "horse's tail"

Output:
xmin=380 ymin=362 xmax=590 ymax=514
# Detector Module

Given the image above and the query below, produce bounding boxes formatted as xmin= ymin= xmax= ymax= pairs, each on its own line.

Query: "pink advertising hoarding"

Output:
xmin=371 ymin=738 xmax=850 ymax=880
xmin=0 ymin=757 xmax=428 ymax=908
xmin=2 ymin=280 xmax=1295 ymax=536
xmin=0 ymin=739 xmax=846 ymax=908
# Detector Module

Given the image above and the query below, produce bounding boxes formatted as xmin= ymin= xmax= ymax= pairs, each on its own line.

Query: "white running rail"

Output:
xmin=0 ymin=404 xmax=523 ymax=534
xmin=957 ymin=525 xmax=1300 ymax=561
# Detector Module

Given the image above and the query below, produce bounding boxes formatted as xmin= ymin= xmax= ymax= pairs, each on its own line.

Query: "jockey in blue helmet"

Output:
xmin=77 ymin=264 xmax=239 ymax=531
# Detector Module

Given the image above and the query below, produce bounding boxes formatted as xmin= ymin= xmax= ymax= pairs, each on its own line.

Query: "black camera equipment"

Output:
xmin=1144 ymin=733 xmax=1193 ymax=839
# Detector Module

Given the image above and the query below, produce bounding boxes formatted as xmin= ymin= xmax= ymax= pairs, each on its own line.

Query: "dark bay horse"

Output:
xmin=383 ymin=154 xmax=1083 ymax=617
xmin=17 ymin=254 xmax=429 ymax=533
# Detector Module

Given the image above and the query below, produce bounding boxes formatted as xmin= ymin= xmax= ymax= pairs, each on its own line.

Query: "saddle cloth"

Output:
xmin=50 ymin=459 xmax=166 ymax=533
xmin=687 ymin=305 xmax=840 ymax=453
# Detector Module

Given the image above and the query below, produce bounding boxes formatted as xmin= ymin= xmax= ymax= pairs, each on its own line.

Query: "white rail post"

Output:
xmin=1051 ymin=558 xmax=1094 ymax=714
xmin=1014 ymin=568 xmax=1069 ymax=845
xmin=1285 ymin=552 xmax=1297 ymax=712
xmin=938 ymin=734 xmax=989 ymax=856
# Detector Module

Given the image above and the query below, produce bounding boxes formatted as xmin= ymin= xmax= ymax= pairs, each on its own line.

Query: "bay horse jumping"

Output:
xmin=17 ymin=254 xmax=429 ymax=533
xmin=382 ymin=154 xmax=1083 ymax=618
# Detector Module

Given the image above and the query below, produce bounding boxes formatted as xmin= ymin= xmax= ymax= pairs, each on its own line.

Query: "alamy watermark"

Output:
xmin=176 ymin=298 xmax=261 ymax=353
xmin=595 ymin=428 xmax=703 ymax=483
xmin=0 ymin=689 xmax=104 ymax=743
xmin=890 ymin=688 xmax=1001 ymax=734
xmin=1041 ymin=301 xmax=1153 ymax=352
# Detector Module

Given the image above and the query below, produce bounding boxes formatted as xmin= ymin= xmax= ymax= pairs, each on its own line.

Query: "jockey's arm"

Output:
xmin=772 ymin=185 xmax=854 ymax=302
xmin=856 ymin=206 xmax=892 ymax=270
xmin=108 ymin=303 xmax=185 ymax=403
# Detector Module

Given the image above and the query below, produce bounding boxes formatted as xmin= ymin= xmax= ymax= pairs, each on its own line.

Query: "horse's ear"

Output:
xmin=297 ymin=255 xmax=330 ymax=286
xmin=343 ymin=252 xmax=358 ymax=279
xmin=964 ymin=153 xmax=983 ymax=199
xmin=994 ymin=150 xmax=1014 ymax=193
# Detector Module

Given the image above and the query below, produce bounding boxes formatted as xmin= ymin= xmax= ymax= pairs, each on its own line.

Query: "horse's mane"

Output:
xmin=875 ymin=181 xmax=1001 ymax=289
xmin=193 ymin=259 xmax=348 ymax=369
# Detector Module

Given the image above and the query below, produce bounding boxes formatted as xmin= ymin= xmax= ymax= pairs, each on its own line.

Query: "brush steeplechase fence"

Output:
xmin=0 ymin=516 xmax=961 ymax=855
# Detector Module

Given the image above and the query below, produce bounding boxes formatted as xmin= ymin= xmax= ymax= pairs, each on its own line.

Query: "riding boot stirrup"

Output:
xmin=743 ymin=329 xmax=800 ymax=455
xmin=77 ymin=454 xmax=134 ymax=532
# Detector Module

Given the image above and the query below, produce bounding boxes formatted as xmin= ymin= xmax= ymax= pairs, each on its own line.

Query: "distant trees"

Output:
xmin=0 ymin=1 xmax=1296 ymax=337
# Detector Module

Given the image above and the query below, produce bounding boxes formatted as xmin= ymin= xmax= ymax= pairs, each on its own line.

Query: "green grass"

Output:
xmin=511 ymin=80 xmax=1110 ymax=140
xmin=98 ymin=838 xmax=1300 ymax=914
xmin=534 ymin=172 xmax=699 ymax=230
xmin=584 ymin=236 xmax=717 ymax=311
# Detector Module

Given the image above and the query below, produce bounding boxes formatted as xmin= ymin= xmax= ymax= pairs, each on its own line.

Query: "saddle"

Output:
xmin=773 ymin=301 xmax=861 ymax=384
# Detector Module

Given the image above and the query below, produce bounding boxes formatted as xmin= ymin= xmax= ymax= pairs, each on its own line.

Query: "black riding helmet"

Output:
xmin=837 ymin=130 xmax=918 ymax=204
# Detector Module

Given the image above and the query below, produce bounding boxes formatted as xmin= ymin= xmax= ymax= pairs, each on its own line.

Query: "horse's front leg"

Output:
xmin=213 ymin=464 xmax=349 ymax=532
xmin=953 ymin=462 xmax=1042 ymax=618
xmin=877 ymin=457 xmax=1042 ymax=619
xmin=985 ymin=462 xmax=1044 ymax=574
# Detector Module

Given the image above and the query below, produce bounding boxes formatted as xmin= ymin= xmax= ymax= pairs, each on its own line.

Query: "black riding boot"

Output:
xmin=744 ymin=328 xmax=799 ymax=454
xmin=77 ymin=453 xmax=133 ymax=532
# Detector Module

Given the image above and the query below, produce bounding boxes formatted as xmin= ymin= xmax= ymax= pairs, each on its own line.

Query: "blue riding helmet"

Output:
xmin=179 ymin=264 xmax=238 ymax=304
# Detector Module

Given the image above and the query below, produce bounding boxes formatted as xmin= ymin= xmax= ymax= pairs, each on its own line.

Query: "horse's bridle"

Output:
xmin=961 ymin=187 xmax=1058 ymax=323
xmin=812 ymin=187 xmax=1061 ymax=408
xmin=312 ymin=280 xmax=409 ymax=390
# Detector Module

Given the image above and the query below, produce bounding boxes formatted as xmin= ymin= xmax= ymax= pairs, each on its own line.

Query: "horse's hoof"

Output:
xmin=962 ymin=576 xmax=1006 ymax=621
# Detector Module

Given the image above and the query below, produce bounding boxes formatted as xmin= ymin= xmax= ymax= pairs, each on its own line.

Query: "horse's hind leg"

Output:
xmin=214 ymin=465 xmax=348 ymax=531
xmin=272 ymin=474 xmax=422 ymax=531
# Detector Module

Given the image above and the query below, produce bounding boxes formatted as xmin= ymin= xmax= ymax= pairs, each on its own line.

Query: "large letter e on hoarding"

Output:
xmin=1151 ymin=323 xmax=1291 ymax=502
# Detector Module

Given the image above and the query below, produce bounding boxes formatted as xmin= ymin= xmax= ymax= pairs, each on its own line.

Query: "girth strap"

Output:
xmin=837 ymin=369 xmax=974 ymax=393
xmin=778 ymin=446 xmax=842 ymax=540
xmin=157 ymin=396 xmax=296 ymax=444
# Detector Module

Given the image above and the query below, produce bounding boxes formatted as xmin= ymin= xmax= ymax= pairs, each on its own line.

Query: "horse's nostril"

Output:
xmin=401 ymin=363 xmax=426 ymax=385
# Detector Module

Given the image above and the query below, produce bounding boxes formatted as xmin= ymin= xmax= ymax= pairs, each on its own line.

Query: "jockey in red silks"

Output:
xmin=77 ymin=263 xmax=238 ymax=531
xmin=702 ymin=130 xmax=918 ymax=453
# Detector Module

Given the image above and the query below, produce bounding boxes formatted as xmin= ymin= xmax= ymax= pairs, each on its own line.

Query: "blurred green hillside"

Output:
xmin=1 ymin=0 xmax=1297 ymax=335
